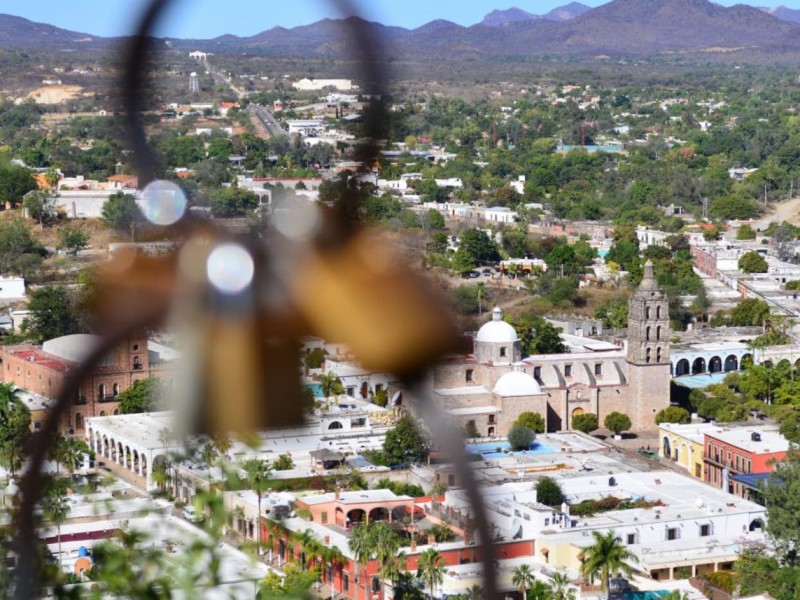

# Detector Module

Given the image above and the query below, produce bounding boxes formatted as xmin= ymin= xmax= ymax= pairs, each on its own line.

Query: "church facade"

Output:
xmin=410 ymin=261 xmax=671 ymax=435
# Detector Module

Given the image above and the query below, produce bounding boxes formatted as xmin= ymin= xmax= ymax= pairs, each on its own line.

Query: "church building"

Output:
xmin=409 ymin=261 xmax=671 ymax=435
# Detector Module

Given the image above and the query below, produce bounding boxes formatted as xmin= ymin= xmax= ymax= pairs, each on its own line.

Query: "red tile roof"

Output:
xmin=9 ymin=347 xmax=73 ymax=372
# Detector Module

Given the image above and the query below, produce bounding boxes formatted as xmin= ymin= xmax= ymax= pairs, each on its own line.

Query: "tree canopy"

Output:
xmin=383 ymin=415 xmax=428 ymax=466
xmin=117 ymin=377 xmax=163 ymax=414
xmin=23 ymin=286 xmax=79 ymax=343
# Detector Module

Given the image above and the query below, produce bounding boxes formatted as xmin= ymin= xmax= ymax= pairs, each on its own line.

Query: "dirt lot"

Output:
xmin=26 ymin=85 xmax=86 ymax=105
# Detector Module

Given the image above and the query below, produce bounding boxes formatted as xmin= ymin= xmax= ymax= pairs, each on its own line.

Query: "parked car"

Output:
xmin=183 ymin=505 xmax=202 ymax=523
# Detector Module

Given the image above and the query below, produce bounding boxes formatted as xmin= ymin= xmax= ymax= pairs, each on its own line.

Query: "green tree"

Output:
xmin=41 ymin=476 xmax=70 ymax=565
xmin=739 ymin=251 xmax=768 ymax=274
xmin=348 ymin=523 xmax=374 ymax=600
xmin=571 ymin=413 xmax=599 ymax=434
xmin=508 ymin=425 xmax=536 ymax=451
xmin=580 ymin=530 xmax=636 ymax=591
xmin=273 ymin=454 xmax=294 ymax=470
xmin=545 ymin=243 xmax=581 ymax=275
xmin=459 ymin=228 xmax=500 ymax=263
xmin=654 ymin=406 xmax=691 ymax=425
xmin=709 ymin=195 xmax=758 ymax=220
xmin=451 ymin=249 xmax=477 ymax=275
xmin=605 ymin=239 xmax=640 ymax=273
xmin=209 ymin=187 xmax=259 ymax=218
xmin=24 ymin=286 xmax=79 ymax=343
xmin=304 ymin=347 xmax=326 ymax=369
xmin=54 ymin=436 xmax=89 ymax=479
xmin=529 ymin=580 xmax=554 ymax=600
xmin=416 ymin=548 xmax=445 ymax=598
xmin=101 ymin=192 xmax=143 ymax=234
xmin=116 ymin=377 xmax=163 ymax=414
xmin=464 ymin=421 xmax=480 ymax=438
xmin=383 ymin=416 xmax=428 ymax=466
xmin=0 ymin=217 xmax=45 ymax=278
xmin=23 ymin=190 xmax=57 ymax=226
xmin=604 ymin=412 xmax=632 ymax=436
xmin=423 ymin=209 xmax=445 ymax=231
xmin=512 ymin=564 xmax=536 ymax=600
xmin=737 ymin=224 xmax=757 ymax=240
xmin=0 ymin=382 xmax=31 ymax=477
xmin=535 ymin=476 xmax=565 ymax=506
xmin=515 ymin=412 xmax=545 ymax=434
xmin=317 ymin=372 xmax=344 ymax=399
xmin=509 ymin=313 xmax=567 ymax=355
xmin=243 ymin=459 xmax=272 ymax=554
xmin=551 ymin=571 xmax=576 ymax=600
xmin=56 ymin=224 xmax=90 ymax=255
xmin=729 ymin=299 xmax=771 ymax=327
xmin=0 ymin=162 xmax=36 ymax=207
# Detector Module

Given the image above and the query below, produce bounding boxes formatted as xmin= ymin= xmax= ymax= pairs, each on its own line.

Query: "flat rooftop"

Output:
xmin=706 ymin=426 xmax=789 ymax=455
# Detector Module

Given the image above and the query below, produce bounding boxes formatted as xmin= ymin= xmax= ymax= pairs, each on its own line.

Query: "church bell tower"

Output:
xmin=626 ymin=260 xmax=671 ymax=428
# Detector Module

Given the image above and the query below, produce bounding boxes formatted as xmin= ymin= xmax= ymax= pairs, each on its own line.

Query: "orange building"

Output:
xmin=0 ymin=334 xmax=171 ymax=433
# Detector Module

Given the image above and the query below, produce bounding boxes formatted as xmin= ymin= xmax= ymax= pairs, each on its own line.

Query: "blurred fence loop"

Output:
xmin=12 ymin=1 xmax=500 ymax=598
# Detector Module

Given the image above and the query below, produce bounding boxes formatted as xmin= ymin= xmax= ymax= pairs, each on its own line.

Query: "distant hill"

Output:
xmin=761 ymin=5 xmax=800 ymax=24
xmin=0 ymin=13 xmax=109 ymax=51
xmin=480 ymin=3 xmax=590 ymax=27
xmin=2 ymin=0 xmax=800 ymax=63
xmin=543 ymin=2 xmax=592 ymax=22
xmin=481 ymin=8 xmax=539 ymax=27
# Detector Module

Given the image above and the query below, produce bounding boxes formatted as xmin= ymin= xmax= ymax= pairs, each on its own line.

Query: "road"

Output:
xmin=249 ymin=104 xmax=287 ymax=139
xmin=753 ymin=195 xmax=800 ymax=229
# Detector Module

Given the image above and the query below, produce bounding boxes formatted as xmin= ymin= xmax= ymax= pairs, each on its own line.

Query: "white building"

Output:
xmin=293 ymin=78 xmax=355 ymax=91
xmin=0 ymin=276 xmax=25 ymax=301
xmin=286 ymin=119 xmax=324 ymax=135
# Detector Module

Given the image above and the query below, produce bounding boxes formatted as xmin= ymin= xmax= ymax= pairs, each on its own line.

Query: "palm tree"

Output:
xmin=41 ymin=477 xmax=70 ymax=564
xmin=0 ymin=383 xmax=30 ymax=478
xmin=320 ymin=544 xmax=345 ymax=600
xmin=551 ymin=571 xmax=576 ymax=600
xmin=212 ymin=432 xmax=233 ymax=458
xmin=200 ymin=443 xmax=218 ymax=480
xmin=318 ymin=372 xmax=344 ymax=399
xmin=243 ymin=459 xmax=272 ymax=555
xmin=512 ymin=564 xmax=536 ymax=600
xmin=381 ymin=552 xmax=407 ymax=599
xmin=580 ymin=530 xmax=637 ymax=594
xmin=348 ymin=523 xmax=375 ymax=600
xmin=476 ymin=282 xmax=486 ymax=316
xmin=416 ymin=548 xmax=445 ymax=599
xmin=529 ymin=580 xmax=553 ymax=600
xmin=56 ymin=437 xmax=90 ymax=480
xmin=393 ymin=572 xmax=424 ymax=600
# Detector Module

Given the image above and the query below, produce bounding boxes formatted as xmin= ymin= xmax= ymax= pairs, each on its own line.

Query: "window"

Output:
xmin=656 ymin=326 xmax=662 ymax=341
xmin=75 ymin=413 xmax=84 ymax=430
xmin=656 ymin=347 xmax=662 ymax=362
xmin=627 ymin=533 xmax=638 ymax=545
xmin=132 ymin=344 xmax=139 ymax=351
xmin=646 ymin=326 xmax=651 ymax=341
xmin=448 ymin=474 xmax=455 ymax=486
xmin=465 ymin=369 xmax=474 ymax=382
xmin=321 ymin=512 xmax=328 ymax=524
xmin=595 ymin=363 xmax=602 ymax=376
xmin=646 ymin=307 xmax=651 ymax=319
xmin=500 ymin=347 xmax=507 ymax=357
xmin=467 ymin=419 xmax=476 ymax=431
xmin=98 ymin=384 xmax=106 ymax=398
xmin=646 ymin=348 xmax=652 ymax=364
xmin=112 ymin=383 xmax=120 ymax=397
xmin=700 ymin=524 xmax=712 ymax=537
xmin=544 ymin=518 xmax=550 ymax=526
xmin=533 ymin=366 xmax=541 ymax=379
xmin=343 ymin=573 xmax=349 ymax=592
xmin=488 ymin=414 xmax=495 ymax=424
xmin=666 ymin=527 xmax=680 ymax=541
xmin=133 ymin=356 xmax=142 ymax=370
xmin=564 ymin=365 xmax=572 ymax=377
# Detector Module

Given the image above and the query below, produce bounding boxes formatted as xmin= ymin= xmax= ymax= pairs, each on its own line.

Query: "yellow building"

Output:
xmin=658 ymin=422 xmax=722 ymax=479
xmin=16 ymin=388 xmax=55 ymax=433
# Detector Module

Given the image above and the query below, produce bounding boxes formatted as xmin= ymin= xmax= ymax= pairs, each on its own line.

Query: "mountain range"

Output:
xmin=2 ymin=0 xmax=800 ymax=61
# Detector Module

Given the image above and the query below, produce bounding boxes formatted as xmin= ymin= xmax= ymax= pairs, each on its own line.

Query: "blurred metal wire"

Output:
xmin=12 ymin=1 xmax=500 ymax=598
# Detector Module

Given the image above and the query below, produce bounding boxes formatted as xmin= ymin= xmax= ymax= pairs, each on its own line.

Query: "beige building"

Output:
xmin=409 ymin=261 xmax=671 ymax=434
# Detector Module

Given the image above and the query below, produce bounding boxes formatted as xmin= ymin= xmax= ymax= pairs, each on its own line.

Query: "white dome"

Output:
xmin=493 ymin=371 xmax=541 ymax=397
xmin=476 ymin=307 xmax=518 ymax=344
xmin=42 ymin=334 xmax=112 ymax=366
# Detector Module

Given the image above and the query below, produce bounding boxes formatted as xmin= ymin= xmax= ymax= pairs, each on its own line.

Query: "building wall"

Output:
xmin=704 ymin=433 xmax=787 ymax=496
xmin=658 ymin=427 xmax=705 ymax=479
xmin=0 ymin=336 xmax=169 ymax=434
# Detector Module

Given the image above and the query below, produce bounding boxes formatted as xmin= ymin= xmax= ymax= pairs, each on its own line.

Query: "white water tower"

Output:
xmin=189 ymin=72 xmax=200 ymax=94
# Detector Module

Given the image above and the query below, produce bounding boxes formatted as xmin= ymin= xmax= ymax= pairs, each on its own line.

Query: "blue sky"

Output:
xmin=1 ymin=0 xmax=796 ymax=38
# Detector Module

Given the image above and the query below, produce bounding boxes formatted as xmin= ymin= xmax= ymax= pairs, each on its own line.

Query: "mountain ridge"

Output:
xmin=1 ymin=0 xmax=800 ymax=61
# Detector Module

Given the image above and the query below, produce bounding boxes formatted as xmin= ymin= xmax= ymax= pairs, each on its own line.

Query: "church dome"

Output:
xmin=475 ymin=307 xmax=519 ymax=344
xmin=493 ymin=371 xmax=541 ymax=397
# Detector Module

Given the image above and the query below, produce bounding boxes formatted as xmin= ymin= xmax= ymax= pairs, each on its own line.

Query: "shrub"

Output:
xmin=654 ymin=406 xmax=691 ymax=425
xmin=604 ymin=412 xmax=632 ymax=435
xmin=515 ymin=412 xmax=546 ymax=434
xmin=508 ymin=425 xmax=536 ymax=451
xmin=273 ymin=454 xmax=294 ymax=471
xmin=572 ymin=413 xmax=599 ymax=434
xmin=535 ymin=476 xmax=564 ymax=506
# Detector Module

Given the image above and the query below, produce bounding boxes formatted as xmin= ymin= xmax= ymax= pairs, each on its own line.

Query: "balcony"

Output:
xmin=98 ymin=395 xmax=120 ymax=403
